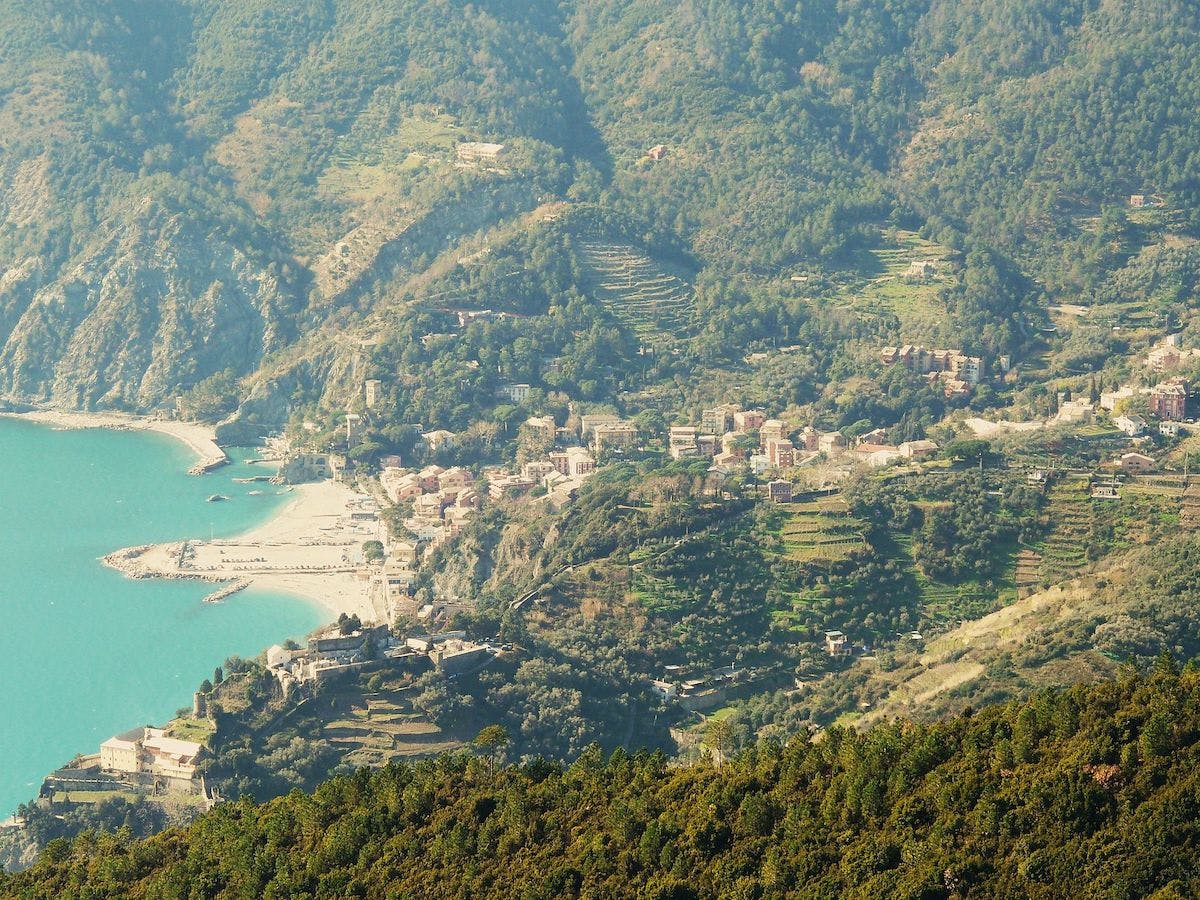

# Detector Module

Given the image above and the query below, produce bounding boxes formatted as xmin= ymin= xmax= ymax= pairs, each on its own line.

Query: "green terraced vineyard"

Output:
xmin=777 ymin=499 xmax=867 ymax=562
xmin=578 ymin=240 xmax=695 ymax=343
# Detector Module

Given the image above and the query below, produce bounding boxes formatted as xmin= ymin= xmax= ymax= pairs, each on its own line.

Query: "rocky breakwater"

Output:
xmin=102 ymin=542 xmax=247 ymax=603
xmin=101 ymin=542 xmax=221 ymax=584
xmin=188 ymin=453 xmax=229 ymax=476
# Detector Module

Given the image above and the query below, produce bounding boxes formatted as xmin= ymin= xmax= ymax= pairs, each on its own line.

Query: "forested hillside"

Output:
xmin=2 ymin=0 xmax=1200 ymax=418
xmin=5 ymin=667 xmax=1200 ymax=898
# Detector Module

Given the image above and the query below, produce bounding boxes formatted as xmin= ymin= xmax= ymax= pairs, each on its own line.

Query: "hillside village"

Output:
xmin=267 ymin=320 xmax=1200 ymax=645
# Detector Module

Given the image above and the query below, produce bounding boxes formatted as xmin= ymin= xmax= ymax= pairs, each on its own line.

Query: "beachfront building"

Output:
xmin=281 ymin=452 xmax=332 ymax=484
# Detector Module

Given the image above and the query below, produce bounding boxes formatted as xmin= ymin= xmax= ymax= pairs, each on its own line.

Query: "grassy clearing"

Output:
xmin=164 ymin=717 xmax=216 ymax=744
xmin=320 ymin=113 xmax=465 ymax=203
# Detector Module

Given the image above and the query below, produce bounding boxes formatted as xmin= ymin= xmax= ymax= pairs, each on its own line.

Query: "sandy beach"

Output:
xmin=6 ymin=407 xmax=383 ymax=622
xmin=103 ymin=481 xmax=383 ymax=623
xmin=0 ymin=409 xmax=227 ymax=473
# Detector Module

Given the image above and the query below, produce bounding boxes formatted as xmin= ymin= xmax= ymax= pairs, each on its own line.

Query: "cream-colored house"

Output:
xmin=99 ymin=730 xmax=142 ymax=774
xmin=99 ymin=727 xmax=202 ymax=782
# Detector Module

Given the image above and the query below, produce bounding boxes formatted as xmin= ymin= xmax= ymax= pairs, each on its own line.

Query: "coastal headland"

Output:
xmin=102 ymin=481 xmax=380 ymax=622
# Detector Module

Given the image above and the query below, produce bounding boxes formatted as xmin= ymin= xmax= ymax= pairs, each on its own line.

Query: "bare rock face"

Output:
xmin=0 ymin=199 xmax=302 ymax=410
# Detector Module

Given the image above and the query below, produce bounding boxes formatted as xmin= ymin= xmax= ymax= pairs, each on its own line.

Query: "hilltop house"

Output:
xmin=760 ymin=419 xmax=788 ymax=446
xmin=899 ymin=439 xmax=939 ymax=459
xmin=733 ymin=410 xmax=765 ymax=433
xmin=824 ymin=631 xmax=850 ymax=657
xmin=497 ymin=383 xmax=532 ymax=404
xmin=767 ymin=480 xmax=792 ymax=503
xmin=702 ymin=405 xmax=740 ymax=435
xmin=1100 ymin=386 xmax=1137 ymax=412
xmin=818 ymin=431 xmax=847 ymax=456
xmin=524 ymin=415 xmax=557 ymax=444
xmin=592 ymin=421 xmax=638 ymax=451
xmin=1150 ymin=379 xmax=1188 ymax=421
xmin=456 ymin=141 xmax=505 ymax=164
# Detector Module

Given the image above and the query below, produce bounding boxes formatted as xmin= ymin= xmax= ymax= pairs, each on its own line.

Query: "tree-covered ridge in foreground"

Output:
xmin=5 ymin=667 xmax=1200 ymax=899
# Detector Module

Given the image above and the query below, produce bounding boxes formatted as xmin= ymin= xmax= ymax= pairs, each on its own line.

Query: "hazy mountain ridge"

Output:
xmin=3 ymin=0 xmax=1199 ymax=415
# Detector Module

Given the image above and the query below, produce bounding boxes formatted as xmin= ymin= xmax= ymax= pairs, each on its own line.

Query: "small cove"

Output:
xmin=0 ymin=418 xmax=325 ymax=816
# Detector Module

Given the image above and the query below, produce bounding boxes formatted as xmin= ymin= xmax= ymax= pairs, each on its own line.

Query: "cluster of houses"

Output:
xmin=684 ymin=404 xmax=939 ymax=491
xmin=1042 ymin=375 xmax=1194 ymax=473
xmin=879 ymin=344 xmax=992 ymax=398
xmin=1145 ymin=341 xmax=1200 ymax=373
xmin=265 ymin=625 xmax=494 ymax=694
xmin=487 ymin=440 xmax=597 ymax=512
xmin=479 ymin=404 xmax=944 ymax=509
xmin=381 ymin=464 xmax=481 ymax=544
xmin=1100 ymin=377 xmax=1191 ymax=424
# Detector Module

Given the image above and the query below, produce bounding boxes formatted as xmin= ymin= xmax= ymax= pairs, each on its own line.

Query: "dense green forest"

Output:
xmin=5 ymin=667 xmax=1200 ymax=898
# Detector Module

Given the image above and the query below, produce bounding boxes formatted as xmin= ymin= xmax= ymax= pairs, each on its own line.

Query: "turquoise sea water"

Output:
xmin=0 ymin=418 xmax=326 ymax=817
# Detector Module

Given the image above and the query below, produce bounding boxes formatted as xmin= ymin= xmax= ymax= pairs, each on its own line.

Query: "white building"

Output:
xmin=1114 ymin=414 xmax=1147 ymax=437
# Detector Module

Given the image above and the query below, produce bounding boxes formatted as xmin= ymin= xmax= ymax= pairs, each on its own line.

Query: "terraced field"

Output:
xmin=1036 ymin=476 xmax=1093 ymax=583
xmin=889 ymin=532 xmax=1011 ymax=626
xmin=320 ymin=681 xmax=463 ymax=769
xmin=777 ymin=498 xmax=867 ymax=562
xmin=577 ymin=240 xmax=695 ymax=343
xmin=1180 ymin=479 xmax=1200 ymax=529
xmin=1015 ymin=549 xmax=1043 ymax=596
xmin=835 ymin=231 xmax=956 ymax=341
